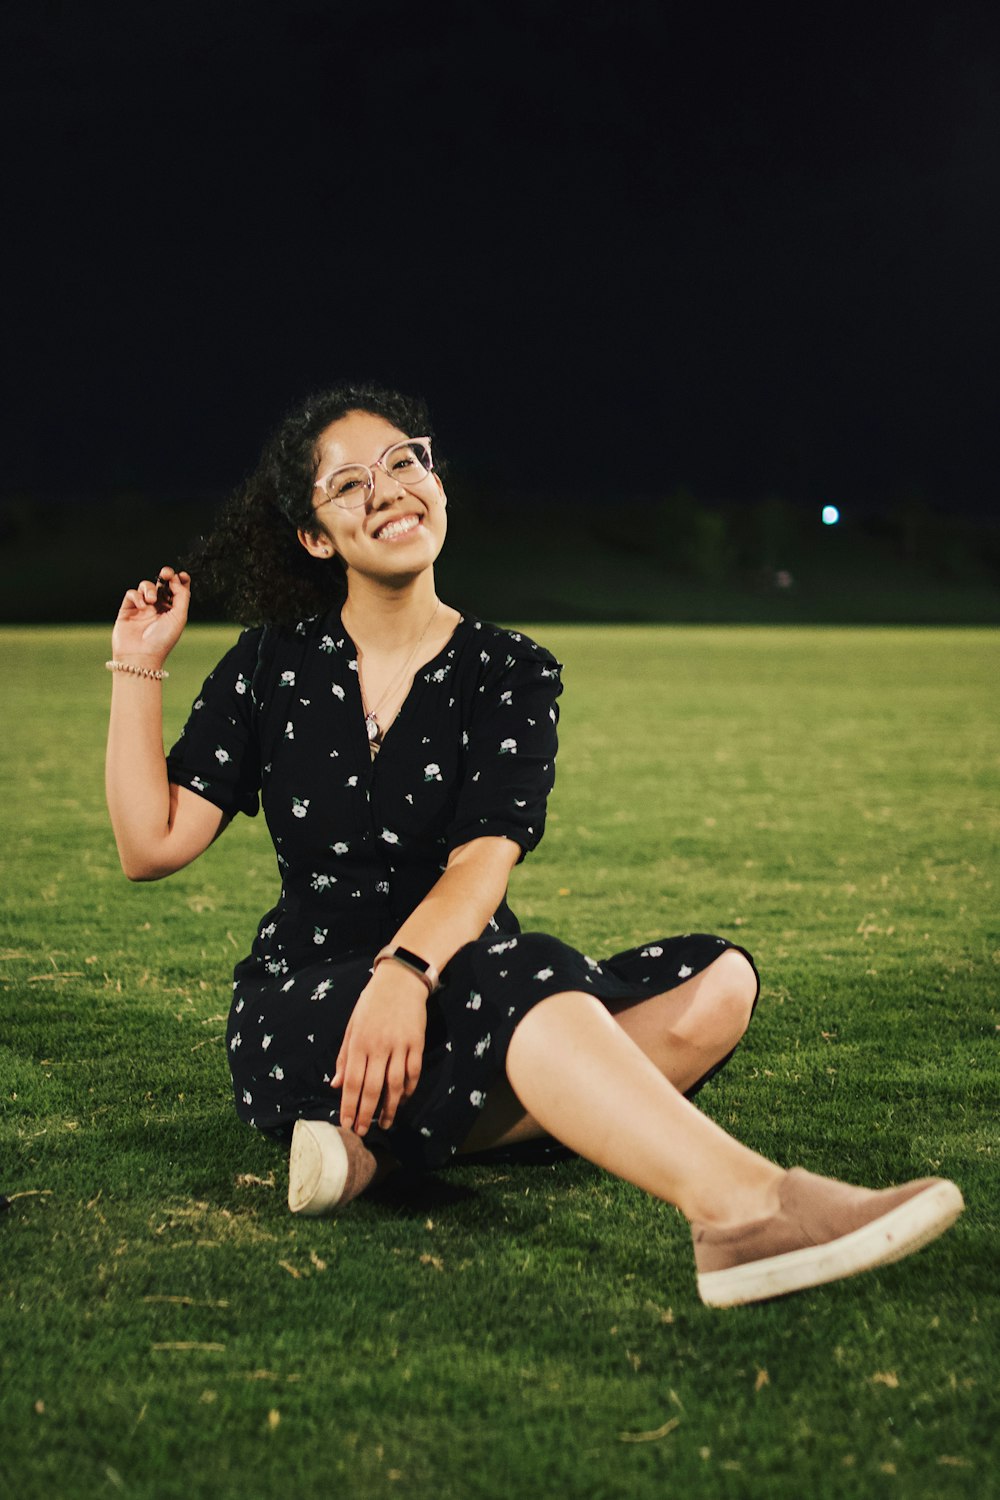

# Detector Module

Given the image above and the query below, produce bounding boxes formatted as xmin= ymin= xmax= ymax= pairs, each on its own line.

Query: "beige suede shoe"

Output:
xmin=693 ymin=1168 xmax=964 ymax=1307
xmin=287 ymin=1118 xmax=380 ymax=1216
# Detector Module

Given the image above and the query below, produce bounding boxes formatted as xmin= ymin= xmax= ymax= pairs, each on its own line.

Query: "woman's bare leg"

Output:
xmin=459 ymin=948 xmax=756 ymax=1155
xmin=497 ymin=988 xmax=783 ymax=1226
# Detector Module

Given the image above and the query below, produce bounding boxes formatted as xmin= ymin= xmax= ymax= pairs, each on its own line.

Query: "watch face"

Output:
xmin=394 ymin=946 xmax=430 ymax=975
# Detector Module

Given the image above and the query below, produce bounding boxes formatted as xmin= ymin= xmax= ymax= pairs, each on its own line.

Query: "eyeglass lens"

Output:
xmin=323 ymin=440 xmax=433 ymax=508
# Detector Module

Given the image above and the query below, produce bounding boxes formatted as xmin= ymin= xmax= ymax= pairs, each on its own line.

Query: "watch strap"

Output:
xmin=373 ymin=945 xmax=441 ymax=996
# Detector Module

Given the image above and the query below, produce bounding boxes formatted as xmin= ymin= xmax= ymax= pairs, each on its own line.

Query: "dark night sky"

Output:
xmin=4 ymin=0 xmax=999 ymax=514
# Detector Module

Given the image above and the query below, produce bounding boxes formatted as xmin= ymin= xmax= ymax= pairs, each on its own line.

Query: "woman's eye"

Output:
xmin=333 ymin=476 xmax=363 ymax=497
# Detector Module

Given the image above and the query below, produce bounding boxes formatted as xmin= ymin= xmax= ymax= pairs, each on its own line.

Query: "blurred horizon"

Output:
xmin=3 ymin=480 xmax=997 ymax=626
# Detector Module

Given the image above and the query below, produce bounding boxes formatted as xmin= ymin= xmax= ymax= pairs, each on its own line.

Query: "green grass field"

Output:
xmin=2 ymin=624 xmax=997 ymax=1500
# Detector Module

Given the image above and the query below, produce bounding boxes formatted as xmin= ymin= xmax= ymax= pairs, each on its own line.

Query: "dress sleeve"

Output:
xmin=165 ymin=628 xmax=265 ymax=819
xmin=444 ymin=639 xmax=563 ymax=861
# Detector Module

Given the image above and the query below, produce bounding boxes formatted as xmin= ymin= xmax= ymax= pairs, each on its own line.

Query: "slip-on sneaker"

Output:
xmin=693 ymin=1167 xmax=964 ymax=1307
xmin=287 ymin=1118 xmax=379 ymax=1216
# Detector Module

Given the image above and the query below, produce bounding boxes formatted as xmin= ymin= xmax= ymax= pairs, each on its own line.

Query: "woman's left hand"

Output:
xmin=332 ymin=964 xmax=429 ymax=1135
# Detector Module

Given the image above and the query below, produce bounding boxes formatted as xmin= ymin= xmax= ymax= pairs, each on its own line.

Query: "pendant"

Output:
xmin=365 ymin=712 xmax=381 ymax=744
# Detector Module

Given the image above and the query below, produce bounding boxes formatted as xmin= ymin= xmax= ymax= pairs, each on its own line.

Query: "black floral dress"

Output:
xmin=166 ymin=610 xmax=757 ymax=1169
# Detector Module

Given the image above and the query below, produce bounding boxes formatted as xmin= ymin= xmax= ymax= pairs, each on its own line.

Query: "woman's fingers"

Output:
xmin=331 ymin=1017 xmax=353 ymax=1089
xmin=378 ymin=1057 xmax=408 ymax=1130
xmin=402 ymin=1049 xmax=422 ymax=1099
xmin=354 ymin=1057 xmax=389 ymax=1137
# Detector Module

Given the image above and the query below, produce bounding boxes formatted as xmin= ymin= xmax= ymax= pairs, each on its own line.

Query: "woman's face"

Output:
xmin=298 ymin=409 xmax=447 ymax=583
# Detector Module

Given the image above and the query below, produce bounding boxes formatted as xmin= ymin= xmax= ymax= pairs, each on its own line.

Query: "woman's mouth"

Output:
xmin=373 ymin=514 xmax=422 ymax=542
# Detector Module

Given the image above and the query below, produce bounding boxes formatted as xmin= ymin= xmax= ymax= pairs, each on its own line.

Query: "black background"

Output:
xmin=4 ymin=0 xmax=999 ymax=516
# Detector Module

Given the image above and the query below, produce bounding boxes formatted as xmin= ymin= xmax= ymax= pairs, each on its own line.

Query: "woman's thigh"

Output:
xmin=458 ymin=948 xmax=758 ymax=1154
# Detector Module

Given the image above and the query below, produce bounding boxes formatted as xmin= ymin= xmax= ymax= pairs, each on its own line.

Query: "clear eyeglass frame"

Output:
xmin=311 ymin=437 xmax=435 ymax=511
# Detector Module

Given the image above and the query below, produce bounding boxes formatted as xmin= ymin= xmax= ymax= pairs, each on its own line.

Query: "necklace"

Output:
xmin=354 ymin=601 xmax=441 ymax=756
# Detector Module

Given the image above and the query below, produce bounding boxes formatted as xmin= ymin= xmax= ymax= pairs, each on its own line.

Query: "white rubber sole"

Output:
xmin=287 ymin=1118 xmax=349 ymax=1217
xmin=698 ymin=1179 xmax=965 ymax=1308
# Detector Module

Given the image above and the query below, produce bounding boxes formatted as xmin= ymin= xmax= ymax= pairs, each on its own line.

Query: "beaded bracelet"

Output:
xmin=105 ymin=660 xmax=170 ymax=680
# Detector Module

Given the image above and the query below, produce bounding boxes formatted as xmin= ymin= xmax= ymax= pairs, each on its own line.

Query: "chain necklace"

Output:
xmin=354 ymin=601 xmax=441 ymax=757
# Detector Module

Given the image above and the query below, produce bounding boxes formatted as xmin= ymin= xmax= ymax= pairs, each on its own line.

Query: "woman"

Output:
xmin=105 ymin=384 xmax=962 ymax=1308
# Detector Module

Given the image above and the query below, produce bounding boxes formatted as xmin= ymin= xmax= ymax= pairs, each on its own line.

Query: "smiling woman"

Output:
xmin=189 ymin=385 xmax=439 ymax=626
xmin=104 ymin=383 xmax=963 ymax=1309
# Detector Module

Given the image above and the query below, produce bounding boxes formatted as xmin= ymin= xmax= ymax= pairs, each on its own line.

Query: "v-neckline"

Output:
xmin=338 ymin=610 xmax=469 ymax=769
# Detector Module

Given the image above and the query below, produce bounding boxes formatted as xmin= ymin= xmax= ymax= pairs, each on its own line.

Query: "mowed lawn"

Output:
xmin=1 ymin=624 xmax=996 ymax=1500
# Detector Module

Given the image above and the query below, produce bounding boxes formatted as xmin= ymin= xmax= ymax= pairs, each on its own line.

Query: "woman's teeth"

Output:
xmin=375 ymin=516 xmax=421 ymax=541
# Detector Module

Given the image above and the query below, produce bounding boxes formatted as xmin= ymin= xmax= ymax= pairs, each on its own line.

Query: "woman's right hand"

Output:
xmin=112 ymin=567 xmax=191 ymax=666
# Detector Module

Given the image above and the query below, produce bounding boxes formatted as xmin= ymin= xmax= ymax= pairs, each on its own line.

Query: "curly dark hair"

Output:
xmin=187 ymin=383 xmax=436 ymax=625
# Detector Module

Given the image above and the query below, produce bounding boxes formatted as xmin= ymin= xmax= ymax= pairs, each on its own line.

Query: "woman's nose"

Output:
xmin=370 ymin=465 xmax=407 ymax=505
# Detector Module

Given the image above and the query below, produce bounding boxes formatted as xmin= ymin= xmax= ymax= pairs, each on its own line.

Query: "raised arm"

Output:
xmin=105 ymin=568 xmax=227 ymax=880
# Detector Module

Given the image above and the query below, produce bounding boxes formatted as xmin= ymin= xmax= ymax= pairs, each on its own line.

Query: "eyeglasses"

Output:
xmin=312 ymin=437 xmax=435 ymax=511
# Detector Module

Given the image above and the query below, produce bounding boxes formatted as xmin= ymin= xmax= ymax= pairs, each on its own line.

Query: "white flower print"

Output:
xmin=331 ymin=683 xmax=346 ymax=701
xmin=242 ymin=1089 xmax=253 ymax=1105
xmin=307 ymin=1033 xmax=315 ymax=1044
xmin=405 ymin=793 xmax=414 ymax=804
xmin=376 ymin=880 xmax=389 ymax=894
xmin=311 ymin=873 xmax=335 ymax=891
xmin=292 ymin=797 xmax=309 ymax=817
xmin=332 ymin=842 xmax=349 ymax=855
xmin=466 ymin=992 xmax=482 ymax=1010
xmin=514 ymin=798 xmax=526 ymax=807
xmin=424 ymin=763 xmax=442 ymax=782
xmin=235 ymin=673 xmax=248 ymax=695
xmin=499 ymin=690 xmax=513 ymax=705
xmin=678 ymin=963 xmax=693 ymax=978
xmin=285 ymin=721 xmax=294 ymax=739
xmin=269 ymin=1065 xmax=285 ymax=1080
xmin=474 ymin=1033 xmax=492 ymax=1058
xmin=265 ymin=957 xmax=288 ymax=975
xmin=279 ymin=670 xmax=295 ymax=687
xmin=281 ymin=978 xmax=295 ymax=992
xmin=480 ymin=650 xmax=491 ymax=663
xmin=311 ymin=979 xmax=332 ymax=1001
xmin=260 ymin=922 xmax=277 ymax=938
xmin=584 ymin=956 xmax=600 ymax=970
xmin=462 ymin=730 xmax=469 ymax=747
xmin=262 ymin=1034 xmax=273 ymax=1051
xmin=642 ymin=946 xmax=664 ymax=958
xmin=215 ymin=746 xmax=231 ymax=764
xmin=230 ymin=1032 xmax=242 ymax=1050
xmin=193 ymin=697 xmax=204 ymax=710
xmin=534 ymin=967 xmax=554 ymax=981
xmin=234 ymin=997 xmax=244 ymax=1012
xmin=319 ymin=635 xmax=335 ymax=652
xmin=190 ymin=776 xmax=207 ymax=791
xmin=348 ymin=659 xmax=358 ymax=672
xmin=346 ymin=775 xmax=358 ymax=787
xmin=500 ymin=738 xmax=517 ymax=754
xmin=314 ymin=927 xmax=327 ymax=944
xmin=380 ymin=828 xmax=400 ymax=845
xmin=487 ymin=938 xmax=518 ymax=954
xmin=470 ymin=1090 xmax=485 ymax=1108
xmin=420 ymin=1127 xmax=433 ymax=1137
xmin=299 ymin=697 xmax=310 ymax=706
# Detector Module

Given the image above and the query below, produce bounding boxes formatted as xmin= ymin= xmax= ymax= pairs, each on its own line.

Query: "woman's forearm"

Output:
xmin=388 ymin=837 xmax=522 ymax=976
xmin=105 ymin=671 xmax=175 ymax=879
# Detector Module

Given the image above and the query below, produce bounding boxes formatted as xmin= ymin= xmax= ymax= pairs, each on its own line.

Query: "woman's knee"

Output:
xmin=680 ymin=949 xmax=758 ymax=1052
